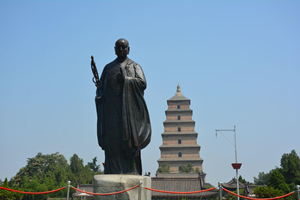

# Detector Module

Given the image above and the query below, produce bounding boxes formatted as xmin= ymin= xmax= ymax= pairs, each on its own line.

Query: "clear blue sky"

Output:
xmin=0 ymin=1 xmax=299 ymax=187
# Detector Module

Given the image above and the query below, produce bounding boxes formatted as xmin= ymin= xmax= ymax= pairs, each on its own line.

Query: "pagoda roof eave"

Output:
xmin=162 ymin=132 xmax=198 ymax=135
xmin=159 ymin=144 xmax=200 ymax=148
xmin=167 ymin=96 xmax=190 ymax=101
xmin=163 ymin=119 xmax=195 ymax=123
xmin=158 ymin=157 xmax=203 ymax=162
xmin=165 ymin=108 xmax=192 ymax=112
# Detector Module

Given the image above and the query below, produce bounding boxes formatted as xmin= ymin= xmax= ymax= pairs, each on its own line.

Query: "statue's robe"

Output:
xmin=95 ymin=57 xmax=151 ymax=175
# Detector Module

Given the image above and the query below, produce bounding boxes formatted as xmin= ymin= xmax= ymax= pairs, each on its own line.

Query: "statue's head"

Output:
xmin=115 ymin=38 xmax=130 ymax=59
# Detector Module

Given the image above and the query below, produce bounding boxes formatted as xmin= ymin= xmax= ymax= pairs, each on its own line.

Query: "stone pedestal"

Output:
xmin=93 ymin=175 xmax=151 ymax=200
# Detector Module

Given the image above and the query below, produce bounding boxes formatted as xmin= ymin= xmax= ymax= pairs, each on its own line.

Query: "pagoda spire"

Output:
xmin=177 ymin=84 xmax=181 ymax=92
xmin=175 ymin=84 xmax=183 ymax=96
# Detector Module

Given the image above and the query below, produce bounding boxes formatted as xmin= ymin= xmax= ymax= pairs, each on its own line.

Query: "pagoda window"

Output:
xmin=178 ymin=116 xmax=180 ymax=120
xmin=178 ymin=127 xmax=181 ymax=132
xmin=178 ymin=152 xmax=182 ymax=157
xmin=177 ymin=105 xmax=180 ymax=109
xmin=178 ymin=139 xmax=181 ymax=144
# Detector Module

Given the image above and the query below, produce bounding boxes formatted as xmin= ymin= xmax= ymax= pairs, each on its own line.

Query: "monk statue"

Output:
xmin=93 ymin=38 xmax=151 ymax=175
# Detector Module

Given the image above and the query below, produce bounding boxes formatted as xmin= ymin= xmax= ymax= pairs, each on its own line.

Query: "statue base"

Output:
xmin=93 ymin=175 xmax=151 ymax=200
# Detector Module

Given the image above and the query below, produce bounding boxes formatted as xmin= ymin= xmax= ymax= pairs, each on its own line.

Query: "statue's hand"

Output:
xmin=96 ymin=89 xmax=102 ymax=99
xmin=95 ymin=81 xmax=102 ymax=87
xmin=95 ymin=81 xmax=102 ymax=99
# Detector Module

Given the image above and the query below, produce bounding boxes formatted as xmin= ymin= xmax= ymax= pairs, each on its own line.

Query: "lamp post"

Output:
xmin=216 ymin=125 xmax=242 ymax=200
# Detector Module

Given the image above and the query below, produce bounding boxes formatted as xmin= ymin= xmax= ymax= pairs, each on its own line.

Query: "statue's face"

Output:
xmin=115 ymin=39 xmax=130 ymax=59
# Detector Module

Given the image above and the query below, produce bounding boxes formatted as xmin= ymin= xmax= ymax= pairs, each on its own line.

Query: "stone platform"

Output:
xmin=93 ymin=175 xmax=151 ymax=200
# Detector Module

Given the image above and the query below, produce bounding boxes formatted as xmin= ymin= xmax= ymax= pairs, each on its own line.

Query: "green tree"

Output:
xmin=8 ymin=152 xmax=97 ymax=200
xmin=11 ymin=152 xmax=71 ymax=200
xmin=254 ymin=186 xmax=283 ymax=198
xmin=205 ymin=183 xmax=215 ymax=189
xmin=179 ymin=165 xmax=187 ymax=173
xmin=254 ymin=169 xmax=292 ymax=199
xmin=70 ymin=154 xmax=84 ymax=175
xmin=22 ymin=175 xmax=49 ymax=200
xmin=277 ymin=183 xmax=290 ymax=194
xmin=179 ymin=163 xmax=194 ymax=173
xmin=238 ymin=175 xmax=246 ymax=184
xmin=87 ymin=157 xmax=101 ymax=173
xmin=186 ymin=163 xmax=194 ymax=173
xmin=69 ymin=154 xmax=95 ymax=184
xmin=268 ymin=170 xmax=285 ymax=189
xmin=280 ymin=150 xmax=300 ymax=185
xmin=156 ymin=163 xmax=170 ymax=173
xmin=224 ymin=189 xmax=244 ymax=200
xmin=253 ymin=169 xmax=276 ymax=185
xmin=253 ymin=150 xmax=300 ymax=199
xmin=0 ymin=178 xmax=23 ymax=200
xmin=14 ymin=152 xmax=70 ymax=188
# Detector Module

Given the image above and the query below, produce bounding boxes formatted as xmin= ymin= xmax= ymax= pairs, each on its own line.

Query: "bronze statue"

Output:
xmin=92 ymin=39 xmax=151 ymax=175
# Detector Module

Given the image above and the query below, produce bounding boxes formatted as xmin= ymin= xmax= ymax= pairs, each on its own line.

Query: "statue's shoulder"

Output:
xmin=127 ymin=58 xmax=140 ymax=68
xmin=104 ymin=59 xmax=118 ymax=69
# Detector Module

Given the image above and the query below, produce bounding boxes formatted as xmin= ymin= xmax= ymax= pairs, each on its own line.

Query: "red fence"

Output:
xmin=0 ymin=182 xmax=298 ymax=200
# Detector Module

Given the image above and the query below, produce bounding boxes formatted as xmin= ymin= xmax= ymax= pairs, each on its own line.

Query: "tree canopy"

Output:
xmin=253 ymin=149 xmax=300 ymax=199
xmin=280 ymin=150 xmax=300 ymax=185
xmin=253 ymin=169 xmax=276 ymax=185
xmin=179 ymin=163 xmax=195 ymax=173
xmin=156 ymin=163 xmax=170 ymax=173
xmin=87 ymin=157 xmax=101 ymax=173
xmin=238 ymin=175 xmax=247 ymax=184
xmin=0 ymin=178 xmax=23 ymax=200
xmin=3 ymin=152 xmax=103 ymax=200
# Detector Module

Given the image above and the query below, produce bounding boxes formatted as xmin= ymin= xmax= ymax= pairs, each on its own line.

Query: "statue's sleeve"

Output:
xmin=95 ymin=66 xmax=107 ymax=150
xmin=121 ymin=63 xmax=151 ymax=157
xmin=133 ymin=64 xmax=147 ymax=90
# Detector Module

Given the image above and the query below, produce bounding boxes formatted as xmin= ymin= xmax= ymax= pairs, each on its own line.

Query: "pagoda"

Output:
xmin=157 ymin=84 xmax=206 ymax=180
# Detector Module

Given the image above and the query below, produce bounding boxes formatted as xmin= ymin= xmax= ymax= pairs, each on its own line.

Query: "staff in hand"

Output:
xmin=91 ymin=55 xmax=100 ymax=85
xmin=91 ymin=56 xmax=102 ymax=98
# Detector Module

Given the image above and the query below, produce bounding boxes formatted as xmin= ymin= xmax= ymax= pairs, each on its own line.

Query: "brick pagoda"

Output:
xmin=157 ymin=84 xmax=206 ymax=179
